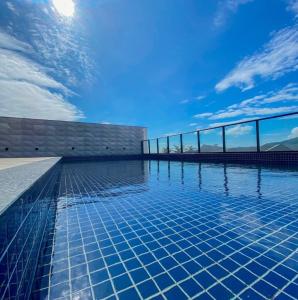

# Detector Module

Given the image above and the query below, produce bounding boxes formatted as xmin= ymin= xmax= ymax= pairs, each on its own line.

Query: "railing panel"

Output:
xmin=260 ymin=115 xmax=298 ymax=151
xmin=143 ymin=140 xmax=149 ymax=154
xmin=143 ymin=112 xmax=298 ymax=154
xmin=226 ymin=122 xmax=257 ymax=152
xmin=169 ymin=135 xmax=181 ymax=153
xmin=200 ymin=128 xmax=223 ymax=152
xmin=158 ymin=137 xmax=168 ymax=153
xmin=183 ymin=132 xmax=198 ymax=153
xmin=149 ymin=139 xmax=158 ymax=154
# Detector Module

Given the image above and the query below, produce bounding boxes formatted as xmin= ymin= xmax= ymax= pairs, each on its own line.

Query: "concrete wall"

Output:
xmin=0 ymin=116 xmax=147 ymax=158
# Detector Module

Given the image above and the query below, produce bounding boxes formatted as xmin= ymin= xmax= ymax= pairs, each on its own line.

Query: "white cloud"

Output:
xmin=0 ymin=49 xmax=66 ymax=91
xmin=0 ymin=81 xmax=83 ymax=121
xmin=228 ymin=83 xmax=298 ymax=108
xmin=196 ymin=95 xmax=205 ymax=101
xmin=162 ymin=132 xmax=180 ymax=137
xmin=201 ymin=129 xmax=214 ymax=135
xmin=0 ymin=30 xmax=83 ymax=121
xmin=99 ymin=121 xmax=111 ymax=124
xmin=287 ymin=0 xmax=298 ymax=17
xmin=189 ymin=123 xmax=198 ymax=126
xmin=194 ymin=112 xmax=213 ymax=118
xmin=180 ymin=95 xmax=205 ymax=104
xmin=214 ymin=0 xmax=254 ymax=27
xmin=4 ymin=1 xmax=93 ymax=87
xmin=194 ymin=83 xmax=298 ymax=123
xmin=215 ymin=25 xmax=298 ymax=91
xmin=209 ymin=109 xmax=243 ymax=119
xmin=180 ymin=99 xmax=189 ymax=104
xmin=6 ymin=1 xmax=17 ymax=14
xmin=209 ymin=118 xmax=255 ymax=127
xmin=209 ymin=106 xmax=298 ymax=120
xmin=261 ymin=84 xmax=298 ymax=104
xmin=225 ymin=124 xmax=253 ymax=136
xmin=289 ymin=126 xmax=298 ymax=138
xmin=280 ymin=114 xmax=298 ymax=120
xmin=0 ymin=30 xmax=31 ymax=52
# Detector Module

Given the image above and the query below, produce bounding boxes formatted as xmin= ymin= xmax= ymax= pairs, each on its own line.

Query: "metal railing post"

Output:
xmin=222 ymin=126 xmax=226 ymax=153
xmin=197 ymin=131 xmax=201 ymax=153
xmin=256 ymin=120 xmax=260 ymax=152
xmin=180 ymin=134 xmax=183 ymax=153
xmin=148 ymin=140 xmax=151 ymax=154
xmin=167 ymin=136 xmax=170 ymax=153
xmin=157 ymin=138 xmax=159 ymax=154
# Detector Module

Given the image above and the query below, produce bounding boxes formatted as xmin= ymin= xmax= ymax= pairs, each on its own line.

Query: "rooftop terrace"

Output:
xmin=0 ymin=113 xmax=297 ymax=300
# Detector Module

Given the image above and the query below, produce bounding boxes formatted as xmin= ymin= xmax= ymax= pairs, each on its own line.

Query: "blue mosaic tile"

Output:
xmin=194 ymin=271 xmax=216 ymax=289
xmin=209 ymin=283 xmax=234 ymax=299
xmin=0 ymin=162 xmax=60 ymax=299
xmin=26 ymin=160 xmax=298 ymax=299
xmin=154 ymin=272 xmax=174 ymax=290
xmin=112 ymin=274 xmax=133 ymax=291
xmin=146 ymin=262 xmax=164 ymax=277
xmin=222 ymin=275 xmax=246 ymax=294
xmin=118 ymin=287 xmax=140 ymax=300
xmin=137 ymin=279 xmax=159 ymax=298
xmin=253 ymin=279 xmax=278 ymax=299
xmin=72 ymin=288 xmax=93 ymax=300
xmin=180 ymin=277 xmax=203 ymax=297
xmin=130 ymin=268 xmax=150 ymax=284
xmin=164 ymin=286 xmax=188 ymax=300
xmin=168 ymin=266 xmax=189 ymax=281
xmin=71 ymin=275 xmax=90 ymax=293
xmin=90 ymin=269 xmax=109 ymax=285
xmin=92 ymin=280 xmax=114 ymax=299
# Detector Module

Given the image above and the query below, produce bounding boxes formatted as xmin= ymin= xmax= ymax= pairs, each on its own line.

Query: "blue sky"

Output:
xmin=0 ymin=0 xmax=297 ymax=140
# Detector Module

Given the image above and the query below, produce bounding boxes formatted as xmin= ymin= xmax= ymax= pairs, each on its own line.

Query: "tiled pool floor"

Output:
xmin=32 ymin=160 xmax=298 ymax=300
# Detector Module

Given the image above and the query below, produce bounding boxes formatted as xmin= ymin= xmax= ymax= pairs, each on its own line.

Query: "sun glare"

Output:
xmin=52 ymin=0 xmax=75 ymax=17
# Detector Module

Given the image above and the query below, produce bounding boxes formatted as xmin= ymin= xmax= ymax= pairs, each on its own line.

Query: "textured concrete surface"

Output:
xmin=0 ymin=157 xmax=60 ymax=214
xmin=0 ymin=116 xmax=147 ymax=158
xmin=0 ymin=157 xmax=55 ymax=171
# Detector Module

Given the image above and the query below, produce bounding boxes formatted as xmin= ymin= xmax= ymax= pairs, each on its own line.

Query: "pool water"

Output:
xmin=31 ymin=160 xmax=298 ymax=300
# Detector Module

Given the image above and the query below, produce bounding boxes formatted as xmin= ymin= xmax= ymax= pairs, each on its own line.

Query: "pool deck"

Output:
xmin=0 ymin=157 xmax=58 ymax=171
xmin=0 ymin=157 xmax=61 ymax=215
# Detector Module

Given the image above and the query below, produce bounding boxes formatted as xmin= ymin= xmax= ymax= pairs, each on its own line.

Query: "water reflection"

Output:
xmin=58 ymin=160 xmax=149 ymax=208
xmin=198 ymin=162 xmax=202 ymax=190
xmin=223 ymin=164 xmax=229 ymax=197
xmin=32 ymin=160 xmax=298 ymax=299
xmin=181 ymin=162 xmax=185 ymax=185
xmin=257 ymin=167 xmax=262 ymax=200
xmin=149 ymin=160 xmax=298 ymax=202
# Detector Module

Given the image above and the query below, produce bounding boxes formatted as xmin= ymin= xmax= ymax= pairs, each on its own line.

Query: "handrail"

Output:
xmin=143 ymin=111 xmax=298 ymax=141
xmin=142 ymin=111 xmax=298 ymax=154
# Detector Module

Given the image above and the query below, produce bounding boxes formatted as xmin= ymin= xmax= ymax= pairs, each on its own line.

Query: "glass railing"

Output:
xmin=149 ymin=139 xmax=158 ymax=154
xmin=225 ymin=121 xmax=257 ymax=152
xmin=182 ymin=132 xmax=198 ymax=153
xmin=169 ymin=135 xmax=181 ymax=153
xmin=260 ymin=115 xmax=298 ymax=151
xmin=142 ymin=112 xmax=298 ymax=154
xmin=158 ymin=137 xmax=168 ymax=154
xmin=200 ymin=128 xmax=223 ymax=153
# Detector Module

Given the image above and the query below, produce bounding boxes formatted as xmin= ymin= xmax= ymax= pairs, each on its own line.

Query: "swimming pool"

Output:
xmin=4 ymin=160 xmax=298 ymax=299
